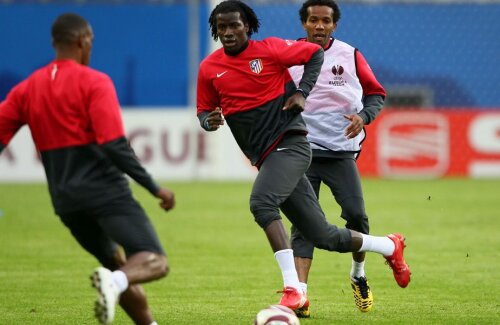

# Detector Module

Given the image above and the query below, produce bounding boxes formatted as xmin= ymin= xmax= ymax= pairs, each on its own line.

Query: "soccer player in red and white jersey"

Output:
xmin=0 ymin=13 xmax=175 ymax=325
xmin=288 ymin=0 xmax=398 ymax=316
xmin=197 ymin=0 xmax=410 ymax=315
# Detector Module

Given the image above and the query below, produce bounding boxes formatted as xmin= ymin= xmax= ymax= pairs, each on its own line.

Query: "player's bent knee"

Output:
xmin=142 ymin=252 xmax=169 ymax=279
xmin=250 ymin=199 xmax=281 ymax=229
xmin=344 ymin=213 xmax=369 ymax=234
xmin=156 ymin=254 xmax=170 ymax=278
xmin=254 ymin=214 xmax=281 ymax=229
xmin=342 ymin=205 xmax=369 ymax=234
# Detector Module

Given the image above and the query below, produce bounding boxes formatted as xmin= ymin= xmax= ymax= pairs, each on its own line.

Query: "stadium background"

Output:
xmin=1 ymin=0 xmax=499 ymax=181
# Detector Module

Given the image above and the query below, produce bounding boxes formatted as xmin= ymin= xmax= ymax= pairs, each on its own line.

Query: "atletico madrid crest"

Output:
xmin=249 ymin=59 xmax=263 ymax=74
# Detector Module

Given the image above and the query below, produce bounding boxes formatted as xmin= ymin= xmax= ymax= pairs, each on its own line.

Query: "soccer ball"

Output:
xmin=254 ymin=305 xmax=300 ymax=325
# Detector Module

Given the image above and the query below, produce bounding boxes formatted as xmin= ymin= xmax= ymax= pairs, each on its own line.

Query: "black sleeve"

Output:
xmin=101 ymin=137 xmax=160 ymax=195
xmin=358 ymin=94 xmax=385 ymax=125
xmin=0 ymin=143 xmax=4 ymax=154
xmin=297 ymin=48 xmax=324 ymax=97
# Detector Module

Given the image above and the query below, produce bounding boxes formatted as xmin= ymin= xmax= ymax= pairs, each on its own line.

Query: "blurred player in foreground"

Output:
xmin=196 ymin=0 xmax=410 ymax=315
xmin=0 ymin=13 xmax=175 ymax=325
xmin=288 ymin=0 xmax=387 ymax=316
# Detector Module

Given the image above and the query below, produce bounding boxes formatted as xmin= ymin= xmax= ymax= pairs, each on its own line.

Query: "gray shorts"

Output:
xmin=59 ymin=195 xmax=165 ymax=268
xmin=250 ymin=134 xmax=352 ymax=253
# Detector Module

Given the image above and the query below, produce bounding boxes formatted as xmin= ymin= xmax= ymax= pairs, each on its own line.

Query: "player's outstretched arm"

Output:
xmin=101 ymin=137 xmax=162 ymax=195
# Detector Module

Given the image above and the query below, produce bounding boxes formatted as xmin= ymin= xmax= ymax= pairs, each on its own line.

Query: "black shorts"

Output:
xmin=59 ymin=195 xmax=165 ymax=268
xmin=291 ymin=157 xmax=369 ymax=258
xmin=306 ymin=156 xmax=369 ymax=234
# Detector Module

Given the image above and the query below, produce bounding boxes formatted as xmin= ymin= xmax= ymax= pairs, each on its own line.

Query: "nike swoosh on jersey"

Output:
xmin=276 ymin=148 xmax=288 ymax=151
xmin=217 ymin=71 xmax=228 ymax=78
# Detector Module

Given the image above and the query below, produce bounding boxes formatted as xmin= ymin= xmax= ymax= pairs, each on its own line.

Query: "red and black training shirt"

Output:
xmin=197 ymin=37 xmax=323 ymax=166
xmin=0 ymin=59 xmax=158 ymax=214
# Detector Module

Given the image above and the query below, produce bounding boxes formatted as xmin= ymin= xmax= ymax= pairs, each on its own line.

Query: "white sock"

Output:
xmin=274 ymin=249 xmax=301 ymax=291
xmin=111 ymin=270 xmax=129 ymax=294
xmin=150 ymin=322 xmax=158 ymax=325
xmin=358 ymin=234 xmax=395 ymax=256
xmin=299 ymin=282 xmax=308 ymax=295
xmin=350 ymin=260 xmax=365 ymax=279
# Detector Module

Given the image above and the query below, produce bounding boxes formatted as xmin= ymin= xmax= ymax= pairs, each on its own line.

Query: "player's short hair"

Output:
xmin=208 ymin=0 xmax=260 ymax=41
xmin=299 ymin=0 xmax=341 ymax=24
xmin=51 ymin=13 xmax=89 ymax=45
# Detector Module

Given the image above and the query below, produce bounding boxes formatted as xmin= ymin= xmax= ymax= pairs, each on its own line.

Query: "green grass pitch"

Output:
xmin=0 ymin=179 xmax=499 ymax=324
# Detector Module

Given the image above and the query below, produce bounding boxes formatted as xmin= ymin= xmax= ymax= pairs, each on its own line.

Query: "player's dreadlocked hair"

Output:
xmin=52 ymin=13 xmax=89 ymax=45
xmin=299 ymin=0 xmax=341 ymax=24
xmin=208 ymin=0 xmax=260 ymax=41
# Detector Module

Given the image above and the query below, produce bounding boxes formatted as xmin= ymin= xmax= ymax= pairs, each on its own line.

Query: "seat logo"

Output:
xmin=378 ymin=112 xmax=449 ymax=177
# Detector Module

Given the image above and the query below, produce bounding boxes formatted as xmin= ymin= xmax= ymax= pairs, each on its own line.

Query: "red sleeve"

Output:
xmin=0 ymin=81 xmax=27 ymax=147
xmin=196 ymin=62 xmax=219 ymax=114
xmin=87 ymin=74 xmax=125 ymax=145
xmin=266 ymin=37 xmax=321 ymax=68
xmin=355 ymin=50 xmax=386 ymax=97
